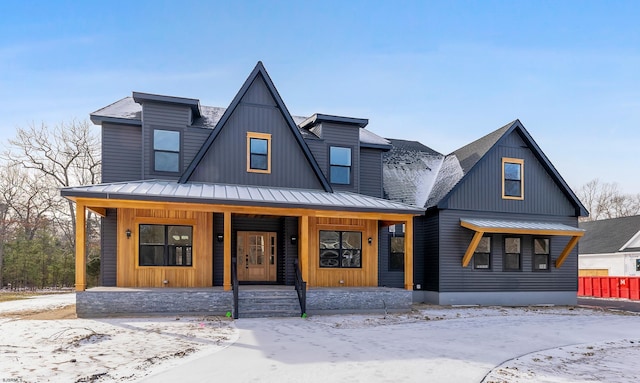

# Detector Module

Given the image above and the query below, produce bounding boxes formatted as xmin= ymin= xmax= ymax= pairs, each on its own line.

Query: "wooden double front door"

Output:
xmin=236 ymin=231 xmax=277 ymax=282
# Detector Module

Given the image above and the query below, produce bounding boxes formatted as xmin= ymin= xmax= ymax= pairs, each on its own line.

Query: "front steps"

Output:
xmin=236 ymin=287 xmax=302 ymax=318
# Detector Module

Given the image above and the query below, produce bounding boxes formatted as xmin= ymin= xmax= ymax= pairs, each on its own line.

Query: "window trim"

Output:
xmin=533 ymin=237 xmax=551 ymax=272
xmin=246 ymin=132 xmax=272 ymax=174
xmin=502 ymin=157 xmax=524 ymax=200
xmin=319 ymin=230 xmax=362 ymax=269
xmin=473 ymin=236 xmax=492 ymax=270
xmin=503 ymin=236 xmax=522 ymax=271
xmin=152 ymin=128 xmax=182 ymax=174
xmin=329 ymin=146 xmax=352 ymax=185
xmin=389 ymin=234 xmax=405 ymax=272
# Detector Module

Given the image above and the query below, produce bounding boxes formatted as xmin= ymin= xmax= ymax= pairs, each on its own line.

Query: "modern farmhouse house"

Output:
xmin=62 ymin=62 xmax=587 ymax=317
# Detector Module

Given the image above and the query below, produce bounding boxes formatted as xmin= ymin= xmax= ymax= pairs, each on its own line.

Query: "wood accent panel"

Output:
xmin=579 ymin=269 xmax=609 ymax=277
xmin=404 ymin=218 xmax=414 ymax=290
xmin=116 ymin=208 xmax=213 ymax=287
xmin=307 ymin=217 xmax=379 ymax=287
xmin=223 ymin=211 xmax=231 ymax=291
xmin=75 ymin=202 xmax=87 ymax=291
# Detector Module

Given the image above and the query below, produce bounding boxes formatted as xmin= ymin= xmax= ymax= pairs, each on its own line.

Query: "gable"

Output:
xmin=442 ymin=129 xmax=579 ymax=216
xmin=184 ymin=68 xmax=328 ymax=190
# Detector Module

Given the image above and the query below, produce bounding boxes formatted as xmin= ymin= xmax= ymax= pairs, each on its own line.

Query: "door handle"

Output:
xmin=245 ymin=254 xmax=249 ymax=269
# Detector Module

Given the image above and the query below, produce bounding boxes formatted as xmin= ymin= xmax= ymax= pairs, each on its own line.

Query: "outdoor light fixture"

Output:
xmin=126 ymin=229 xmax=131 ymax=239
xmin=368 ymin=237 xmax=372 ymax=245
xmin=216 ymin=233 xmax=224 ymax=243
xmin=290 ymin=235 xmax=297 ymax=245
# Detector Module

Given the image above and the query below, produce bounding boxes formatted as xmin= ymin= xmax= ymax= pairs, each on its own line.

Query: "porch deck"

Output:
xmin=76 ymin=286 xmax=412 ymax=318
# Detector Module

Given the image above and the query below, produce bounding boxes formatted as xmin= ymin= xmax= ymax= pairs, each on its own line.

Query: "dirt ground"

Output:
xmin=0 ymin=304 xmax=77 ymax=320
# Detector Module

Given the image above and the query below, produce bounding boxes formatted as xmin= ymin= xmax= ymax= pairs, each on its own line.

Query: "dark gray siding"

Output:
xmin=305 ymin=138 xmax=327 ymax=173
xmin=183 ymin=127 xmax=211 ymax=171
xmin=360 ymin=148 xmax=383 ymax=198
xmin=142 ymin=102 xmax=192 ymax=180
xmin=444 ymin=131 xmax=576 ymax=216
xmin=378 ymin=224 xmax=404 ymax=288
xmin=100 ymin=209 xmax=117 ymax=286
xmin=188 ymin=76 xmax=324 ymax=190
xmin=437 ymin=209 xmax=579 ymax=293
xmin=420 ymin=214 xmax=440 ymax=291
xmin=282 ymin=217 xmax=299 ymax=285
xmin=320 ymin=122 xmax=360 ymax=193
xmin=101 ymin=123 xmax=142 ymax=182
xmin=213 ymin=213 xmax=224 ymax=286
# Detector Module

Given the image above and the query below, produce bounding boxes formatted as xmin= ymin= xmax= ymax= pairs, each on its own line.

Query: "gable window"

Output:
xmin=533 ymin=238 xmax=550 ymax=271
xmin=504 ymin=237 xmax=521 ymax=271
xmin=473 ymin=236 xmax=491 ymax=269
xmin=330 ymin=146 xmax=351 ymax=184
xmin=247 ymin=132 xmax=271 ymax=173
xmin=389 ymin=235 xmax=405 ymax=271
xmin=319 ymin=230 xmax=361 ymax=268
xmin=154 ymin=129 xmax=181 ymax=173
xmin=502 ymin=158 xmax=524 ymax=200
xmin=139 ymin=224 xmax=193 ymax=267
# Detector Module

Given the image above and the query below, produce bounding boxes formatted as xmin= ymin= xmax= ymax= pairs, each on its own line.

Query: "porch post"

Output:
xmin=223 ymin=211 xmax=232 ymax=291
xmin=404 ymin=217 xmax=414 ymax=291
xmin=75 ymin=202 xmax=87 ymax=291
xmin=300 ymin=215 xmax=310 ymax=285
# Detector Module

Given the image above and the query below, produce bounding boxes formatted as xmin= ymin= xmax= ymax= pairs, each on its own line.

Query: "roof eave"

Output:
xmin=89 ymin=115 xmax=142 ymax=126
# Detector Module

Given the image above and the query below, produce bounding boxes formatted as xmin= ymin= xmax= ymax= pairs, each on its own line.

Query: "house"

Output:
xmin=383 ymin=121 xmax=588 ymax=305
xmin=61 ymin=62 xmax=423 ymax=317
xmin=61 ymin=62 xmax=587 ymax=317
xmin=579 ymin=216 xmax=640 ymax=276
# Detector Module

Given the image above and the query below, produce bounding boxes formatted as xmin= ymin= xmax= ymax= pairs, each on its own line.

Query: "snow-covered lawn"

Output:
xmin=1 ymin=295 xmax=640 ymax=382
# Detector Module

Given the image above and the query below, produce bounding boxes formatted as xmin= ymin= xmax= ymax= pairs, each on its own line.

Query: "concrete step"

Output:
xmin=236 ymin=288 xmax=302 ymax=318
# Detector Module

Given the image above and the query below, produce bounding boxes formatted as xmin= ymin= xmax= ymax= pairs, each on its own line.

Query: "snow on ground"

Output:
xmin=1 ymin=296 xmax=640 ymax=382
xmin=0 ymin=293 xmax=76 ymax=314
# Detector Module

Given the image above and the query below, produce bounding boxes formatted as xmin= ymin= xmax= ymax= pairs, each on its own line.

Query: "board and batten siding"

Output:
xmin=188 ymin=76 xmax=325 ymax=190
xmin=437 ymin=209 xmax=579 ymax=293
xmin=359 ymin=148 xmax=384 ymax=198
xmin=444 ymin=131 xmax=577 ymax=216
xmin=100 ymin=209 xmax=118 ymax=286
xmin=101 ymin=122 xmax=142 ymax=182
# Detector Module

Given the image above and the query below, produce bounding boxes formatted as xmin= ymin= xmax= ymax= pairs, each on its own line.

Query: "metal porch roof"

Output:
xmin=460 ymin=218 xmax=585 ymax=236
xmin=61 ymin=180 xmax=424 ymax=215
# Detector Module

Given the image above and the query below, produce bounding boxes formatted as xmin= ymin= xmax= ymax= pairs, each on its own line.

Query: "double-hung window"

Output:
xmin=330 ymin=146 xmax=351 ymax=184
xmin=153 ymin=129 xmax=180 ymax=173
xmin=473 ymin=236 xmax=491 ymax=269
xmin=389 ymin=235 xmax=405 ymax=271
xmin=504 ymin=237 xmax=521 ymax=271
xmin=247 ymin=132 xmax=271 ymax=173
xmin=319 ymin=230 xmax=362 ymax=268
xmin=533 ymin=238 xmax=550 ymax=271
xmin=502 ymin=158 xmax=524 ymax=200
xmin=139 ymin=224 xmax=193 ymax=267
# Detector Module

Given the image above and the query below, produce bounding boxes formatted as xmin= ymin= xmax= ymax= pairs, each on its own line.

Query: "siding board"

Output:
xmin=360 ymin=148 xmax=383 ymax=198
xmin=102 ymin=123 xmax=142 ymax=182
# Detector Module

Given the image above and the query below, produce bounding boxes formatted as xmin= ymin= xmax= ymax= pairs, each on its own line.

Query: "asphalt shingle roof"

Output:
xmin=579 ymin=216 xmax=640 ymax=254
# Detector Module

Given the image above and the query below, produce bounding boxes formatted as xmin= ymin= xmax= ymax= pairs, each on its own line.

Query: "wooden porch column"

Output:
xmin=223 ymin=211 xmax=232 ymax=291
xmin=404 ymin=218 xmax=414 ymax=291
xmin=300 ymin=215 xmax=310 ymax=286
xmin=75 ymin=202 xmax=87 ymax=291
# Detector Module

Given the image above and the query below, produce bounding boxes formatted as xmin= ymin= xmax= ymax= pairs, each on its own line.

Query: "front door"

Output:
xmin=236 ymin=231 xmax=277 ymax=282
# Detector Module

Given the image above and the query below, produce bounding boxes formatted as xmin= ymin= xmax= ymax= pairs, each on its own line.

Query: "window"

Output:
xmin=389 ymin=235 xmax=405 ymax=271
xmin=153 ymin=129 xmax=180 ymax=172
xmin=504 ymin=237 xmax=521 ymax=271
xmin=139 ymin=224 xmax=193 ymax=266
xmin=502 ymin=158 xmax=524 ymax=200
xmin=319 ymin=230 xmax=361 ymax=268
xmin=330 ymin=146 xmax=351 ymax=184
xmin=473 ymin=236 xmax=491 ymax=269
xmin=533 ymin=238 xmax=550 ymax=271
xmin=247 ymin=132 xmax=271 ymax=173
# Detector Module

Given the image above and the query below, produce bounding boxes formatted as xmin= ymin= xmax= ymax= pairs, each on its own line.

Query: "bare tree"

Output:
xmin=577 ymin=179 xmax=640 ymax=221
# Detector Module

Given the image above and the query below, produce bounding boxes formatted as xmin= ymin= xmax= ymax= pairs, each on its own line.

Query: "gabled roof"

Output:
xmin=178 ymin=62 xmax=332 ymax=192
xmin=579 ymin=215 xmax=640 ymax=254
xmin=61 ymin=180 xmax=424 ymax=215
xmin=433 ymin=120 xmax=588 ymax=216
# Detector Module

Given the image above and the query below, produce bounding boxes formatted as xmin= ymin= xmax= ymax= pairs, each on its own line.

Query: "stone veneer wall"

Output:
xmin=306 ymin=288 xmax=412 ymax=315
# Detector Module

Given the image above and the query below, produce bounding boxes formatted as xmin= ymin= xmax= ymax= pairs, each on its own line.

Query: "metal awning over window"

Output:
xmin=460 ymin=218 xmax=585 ymax=268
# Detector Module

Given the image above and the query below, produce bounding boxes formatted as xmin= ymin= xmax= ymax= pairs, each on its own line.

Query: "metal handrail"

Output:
xmin=231 ymin=255 xmax=239 ymax=319
xmin=293 ymin=258 xmax=306 ymax=317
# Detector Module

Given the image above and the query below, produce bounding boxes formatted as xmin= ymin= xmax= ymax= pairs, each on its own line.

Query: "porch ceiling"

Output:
xmin=61 ymin=179 xmax=424 ymax=215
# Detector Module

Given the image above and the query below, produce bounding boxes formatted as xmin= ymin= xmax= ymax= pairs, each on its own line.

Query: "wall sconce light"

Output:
xmin=290 ymin=235 xmax=297 ymax=245
xmin=216 ymin=233 xmax=224 ymax=243
xmin=368 ymin=237 xmax=372 ymax=245
xmin=126 ymin=229 xmax=131 ymax=239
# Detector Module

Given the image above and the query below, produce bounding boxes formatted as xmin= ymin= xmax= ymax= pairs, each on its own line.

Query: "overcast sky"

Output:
xmin=1 ymin=0 xmax=638 ymax=193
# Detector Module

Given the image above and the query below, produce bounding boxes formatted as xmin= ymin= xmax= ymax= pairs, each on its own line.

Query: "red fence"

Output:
xmin=578 ymin=277 xmax=640 ymax=300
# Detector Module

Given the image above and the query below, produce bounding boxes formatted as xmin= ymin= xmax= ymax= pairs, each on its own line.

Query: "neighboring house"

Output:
xmin=61 ymin=61 xmax=588 ymax=316
xmin=579 ymin=216 xmax=640 ymax=276
xmin=383 ymin=121 xmax=588 ymax=305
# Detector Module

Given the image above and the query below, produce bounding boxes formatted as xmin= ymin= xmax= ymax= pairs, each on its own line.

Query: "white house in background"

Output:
xmin=579 ymin=216 xmax=640 ymax=276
